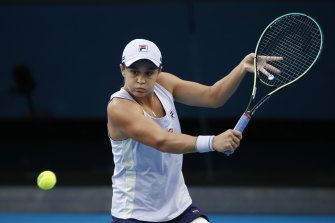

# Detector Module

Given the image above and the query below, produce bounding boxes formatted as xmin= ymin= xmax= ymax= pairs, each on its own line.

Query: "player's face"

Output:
xmin=121 ymin=60 xmax=161 ymax=97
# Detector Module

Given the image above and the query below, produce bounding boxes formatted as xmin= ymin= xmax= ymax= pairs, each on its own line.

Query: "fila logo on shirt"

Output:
xmin=169 ymin=110 xmax=175 ymax=119
xmin=139 ymin=45 xmax=148 ymax=52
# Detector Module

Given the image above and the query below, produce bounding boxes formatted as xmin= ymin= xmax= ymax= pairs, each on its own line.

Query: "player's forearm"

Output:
xmin=210 ymin=62 xmax=247 ymax=107
xmin=155 ymin=132 xmax=198 ymax=154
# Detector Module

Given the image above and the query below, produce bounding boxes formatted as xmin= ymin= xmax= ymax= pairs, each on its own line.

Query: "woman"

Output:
xmin=107 ymin=39 xmax=281 ymax=223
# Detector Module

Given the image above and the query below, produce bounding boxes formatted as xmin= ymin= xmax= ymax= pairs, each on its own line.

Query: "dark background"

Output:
xmin=0 ymin=1 xmax=334 ymax=187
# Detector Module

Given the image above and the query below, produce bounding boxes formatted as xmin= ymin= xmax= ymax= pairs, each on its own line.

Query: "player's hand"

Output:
xmin=242 ymin=53 xmax=256 ymax=73
xmin=212 ymin=129 xmax=242 ymax=154
xmin=242 ymin=53 xmax=283 ymax=78
xmin=257 ymin=55 xmax=283 ymax=78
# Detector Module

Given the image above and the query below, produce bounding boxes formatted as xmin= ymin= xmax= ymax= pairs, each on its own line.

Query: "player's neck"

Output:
xmin=123 ymin=86 xmax=154 ymax=106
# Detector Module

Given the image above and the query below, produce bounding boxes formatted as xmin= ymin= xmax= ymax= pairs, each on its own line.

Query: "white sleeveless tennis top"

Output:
xmin=108 ymin=83 xmax=192 ymax=222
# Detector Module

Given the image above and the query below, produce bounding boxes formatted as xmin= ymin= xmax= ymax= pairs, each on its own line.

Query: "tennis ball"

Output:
xmin=37 ymin=170 xmax=57 ymax=190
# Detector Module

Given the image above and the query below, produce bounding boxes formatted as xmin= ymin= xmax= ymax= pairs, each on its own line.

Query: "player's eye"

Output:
xmin=145 ymin=71 xmax=154 ymax=76
xmin=130 ymin=70 xmax=139 ymax=75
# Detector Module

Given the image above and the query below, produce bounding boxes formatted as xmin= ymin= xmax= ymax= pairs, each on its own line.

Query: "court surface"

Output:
xmin=1 ymin=213 xmax=335 ymax=223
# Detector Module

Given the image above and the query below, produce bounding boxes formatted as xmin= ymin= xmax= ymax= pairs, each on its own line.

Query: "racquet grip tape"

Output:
xmin=224 ymin=113 xmax=251 ymax=156
xmin=234 ymin=113 xmax=251 ymax=133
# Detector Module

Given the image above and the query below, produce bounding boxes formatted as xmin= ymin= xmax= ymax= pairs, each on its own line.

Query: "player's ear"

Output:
xmin=120 ymin=64 xmax=126 ymax=77
xmin=157 ymin=66 xmax=163 ymax=74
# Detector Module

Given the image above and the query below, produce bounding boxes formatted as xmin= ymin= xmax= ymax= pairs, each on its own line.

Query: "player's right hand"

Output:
xmin=212 ymin=129 xmax=242 ymax=154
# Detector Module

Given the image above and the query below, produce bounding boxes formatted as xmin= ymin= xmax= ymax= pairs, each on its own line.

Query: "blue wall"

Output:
xmin=0 ymin=2 xmax=333 ymax=119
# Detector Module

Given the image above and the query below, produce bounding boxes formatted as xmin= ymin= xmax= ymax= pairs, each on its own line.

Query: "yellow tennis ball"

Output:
xmin=37 ymin=170 xmax=57 ymax=190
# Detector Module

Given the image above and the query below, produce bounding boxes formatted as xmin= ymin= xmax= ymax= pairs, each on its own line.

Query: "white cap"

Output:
xmin=122 ymin=39 xmax=162 ymax=68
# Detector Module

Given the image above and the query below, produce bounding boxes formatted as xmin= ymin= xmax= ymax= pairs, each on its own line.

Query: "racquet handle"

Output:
xmin=224 ymin=113 xmax=251 ymax=156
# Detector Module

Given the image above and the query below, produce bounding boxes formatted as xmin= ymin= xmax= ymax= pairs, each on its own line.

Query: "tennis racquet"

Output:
xmin=225 ymin=13 xmax=323 ymax=156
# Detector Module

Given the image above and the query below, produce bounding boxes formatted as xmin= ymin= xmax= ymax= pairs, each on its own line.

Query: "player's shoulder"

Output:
xmin=158 ymin=72 xmax=178 ymax=81
xmin=157 ymin=72 xmax=182 ymax=94
xmin=107 ymin=97 xmax=142 ymax=119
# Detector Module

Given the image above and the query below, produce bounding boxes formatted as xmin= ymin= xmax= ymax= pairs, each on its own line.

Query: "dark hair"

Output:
xmin=123 ymin=59 xmax=161 ymax=70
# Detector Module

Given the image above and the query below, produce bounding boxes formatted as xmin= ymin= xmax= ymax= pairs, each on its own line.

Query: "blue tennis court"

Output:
xmin=1 ymin=214 xmax=335 ymax=223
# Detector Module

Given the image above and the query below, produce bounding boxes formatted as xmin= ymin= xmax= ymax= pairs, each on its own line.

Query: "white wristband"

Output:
xmin=195 ymin=135 xmax=215 ymax=153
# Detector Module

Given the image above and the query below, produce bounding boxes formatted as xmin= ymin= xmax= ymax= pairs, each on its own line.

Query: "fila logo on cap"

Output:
xmin=139 ymin=45 xmax=148 ymax=52
xmin=122 ymin=39 xmax=162 ymax=68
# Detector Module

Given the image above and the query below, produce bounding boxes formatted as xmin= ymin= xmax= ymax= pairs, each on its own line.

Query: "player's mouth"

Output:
xmin=135 ymin=88 xmax=146 ymax=92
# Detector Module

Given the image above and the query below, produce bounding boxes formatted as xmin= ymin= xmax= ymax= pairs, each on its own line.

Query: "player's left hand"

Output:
xmin=242 ymin=53 xmax=283 ymax=78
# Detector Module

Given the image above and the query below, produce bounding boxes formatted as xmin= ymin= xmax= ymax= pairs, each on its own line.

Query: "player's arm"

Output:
xmin=158 ymin=54 xmax=255 ymax=108
xmin=108 ymin=98 xmax=242 ymax=154
xmin=108 ymin=97 xmax=197 ymax=154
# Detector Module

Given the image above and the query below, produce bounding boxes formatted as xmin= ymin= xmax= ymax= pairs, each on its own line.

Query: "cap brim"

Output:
xmin=124 ymin=57 xmax=161 ymax=68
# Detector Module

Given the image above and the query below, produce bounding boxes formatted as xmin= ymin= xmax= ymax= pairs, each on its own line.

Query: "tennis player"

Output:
xmin=107 ymin=39 xmax=274 ymax=223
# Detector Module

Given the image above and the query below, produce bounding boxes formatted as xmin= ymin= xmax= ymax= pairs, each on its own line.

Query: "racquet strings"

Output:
xmin=256 ymin=14 xmax=322 ymax=87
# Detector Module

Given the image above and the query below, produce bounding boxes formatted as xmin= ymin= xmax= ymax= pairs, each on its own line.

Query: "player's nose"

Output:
xmin=136 ymin=73 xmax=146 ymax=83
